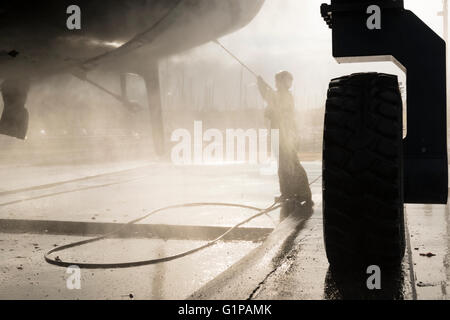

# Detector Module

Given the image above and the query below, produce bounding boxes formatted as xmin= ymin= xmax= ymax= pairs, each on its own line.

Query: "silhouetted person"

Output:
xmin=258 ymin=71 xmax=312 ymax=220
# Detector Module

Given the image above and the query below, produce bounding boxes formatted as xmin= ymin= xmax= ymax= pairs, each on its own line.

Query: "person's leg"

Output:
xmin=278 ymin=149 xmax=313 ymax=222
xmin=278 ymin=149 xmax=293 ymax=221
xmin=293 ymin=160 xmax=312 ymax=204
xmin=279 ymin=149 xmax=312 ymax=201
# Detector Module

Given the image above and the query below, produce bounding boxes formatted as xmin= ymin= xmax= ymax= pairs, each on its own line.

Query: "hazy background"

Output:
xmin=170 ymin=0 xmax=444 ymax=111
xmin=1 ymin=0 xmax=447 ymax=164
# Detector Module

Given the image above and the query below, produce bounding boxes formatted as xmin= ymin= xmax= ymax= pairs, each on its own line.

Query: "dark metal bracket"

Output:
xmin=321 ymin=0 xmax=448 ymax=204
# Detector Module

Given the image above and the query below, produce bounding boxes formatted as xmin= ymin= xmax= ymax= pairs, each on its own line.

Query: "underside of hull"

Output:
xmin=0 ymin=0 xmax=265 ymax=79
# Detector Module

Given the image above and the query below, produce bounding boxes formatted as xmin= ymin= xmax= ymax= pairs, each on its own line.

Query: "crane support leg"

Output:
xmin=0 ymin=78 xmax=30 ymax=140
xmin=141 ymin=63 xmax=165 ymax=157
xmin=322 ymin=0 xmax=448 ymax=204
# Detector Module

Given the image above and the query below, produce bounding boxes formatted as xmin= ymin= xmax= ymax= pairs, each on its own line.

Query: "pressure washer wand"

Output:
xmin=214 ymin=39 xmax=258 ymax=78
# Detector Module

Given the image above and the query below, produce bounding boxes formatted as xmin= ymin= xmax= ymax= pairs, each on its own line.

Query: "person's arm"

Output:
xmin=257 ymin=76 xmax=275 ymax=102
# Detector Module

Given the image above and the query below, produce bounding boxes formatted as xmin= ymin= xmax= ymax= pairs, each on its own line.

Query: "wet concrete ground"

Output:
xmin=0 ymin=161 xmax=449 ymax=299
xmin=406 ymin=203 xmax=450 ymax=299
xmin=0 ymin=233 xmax=259 ymax=299
xmin=0 ymin=161 xmax=289 ymax=299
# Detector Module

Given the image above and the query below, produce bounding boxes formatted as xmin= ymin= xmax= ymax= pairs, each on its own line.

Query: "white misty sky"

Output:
xmin=167 ymin=0 xmax=447 ymax=110
xmin=223 ymin=0 xmax=444 ymax=60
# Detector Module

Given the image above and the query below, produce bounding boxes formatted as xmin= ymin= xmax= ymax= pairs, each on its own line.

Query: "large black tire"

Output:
xmin=323 ymin=73 xmax=405 ymax=270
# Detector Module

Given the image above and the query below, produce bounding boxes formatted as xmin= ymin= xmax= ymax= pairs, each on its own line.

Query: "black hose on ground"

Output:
xmin=45 ymin=202 xmax=281 ymax=269
xmin=44 ymin=176 xmax=321 ymax=269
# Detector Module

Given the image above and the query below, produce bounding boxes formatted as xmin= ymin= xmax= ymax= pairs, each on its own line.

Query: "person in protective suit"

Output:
xmin=257 ymin=71 xmax=313 ymax=221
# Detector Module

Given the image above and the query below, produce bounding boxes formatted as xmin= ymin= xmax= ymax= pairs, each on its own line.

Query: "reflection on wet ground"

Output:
xmin=406 ymin=202 xmax=450 ymax=299
xmin=0 ymin=161 xmax=448 ymax=299
xmin=324 ymin=265 xmax=406 ymax=300
xmin=324 ymin=200 xmax=450 ymax=300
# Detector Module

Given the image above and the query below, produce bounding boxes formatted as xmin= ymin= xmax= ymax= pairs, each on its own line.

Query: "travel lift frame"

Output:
xmin=321 ymin=0 xmax=448 ymax=269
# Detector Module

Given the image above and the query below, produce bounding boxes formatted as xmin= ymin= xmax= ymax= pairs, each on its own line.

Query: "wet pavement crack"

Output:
xmin=247 ymin=267 xmax=278 ymax=300
xmin=247 ymin=235 xmax=309 ymax=300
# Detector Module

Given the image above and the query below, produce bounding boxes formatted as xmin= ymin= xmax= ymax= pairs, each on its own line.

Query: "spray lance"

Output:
xmin=213 ymin=39 xmax=259 ymax=78
xmin=213 ymin=39 xmax=274 ymax=110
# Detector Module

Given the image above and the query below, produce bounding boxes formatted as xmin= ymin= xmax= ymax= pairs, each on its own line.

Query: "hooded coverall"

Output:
xmin=257 ymin=77 xmax=312 ymax=212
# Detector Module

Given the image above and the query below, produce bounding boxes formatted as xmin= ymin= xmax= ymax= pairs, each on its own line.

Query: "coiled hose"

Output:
xmin=45 ymin=202 xmax=281 ymax=269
